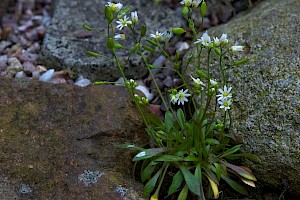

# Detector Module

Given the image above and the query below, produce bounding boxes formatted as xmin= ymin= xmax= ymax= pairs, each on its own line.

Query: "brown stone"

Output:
xmin=0 ymin=77 xmax=147 ymax=199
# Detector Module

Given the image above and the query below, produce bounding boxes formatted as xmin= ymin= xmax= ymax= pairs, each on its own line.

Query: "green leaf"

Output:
xmin=214 ymin=47 xmax=221 ymax=55
xmin=232 ymin=58 xmax=249 ymax=66
xmin=177 ymin=108 xmax=185 ymax=129
xmin=168 ymin=171 xmax=184 ymax=196
xmin=164 ymin=110 xmax=174 ymax=132
xmin=141 ymin=25 xmax=147 ymax=37
xmin=143 ymin=167 xmax=163 ymax=197
xmin=141 ymin=162 xmax=157 ymax=182
xmin=178 ymin=184 xmax=188 ymax=200
xmin=119 ymin=6 xmax=131 ymax=15
xmin=214 ymin=163 xmax=222 ymax=181
xmin=142 ymin=45 xmax=156 ymax=53
xmin=187 ymin=53 xmax=193 ymax=63
xmin=132 ymin=148 xmax=166 ymax=161
xmin=225 ymin=162 xmax=257 ymax=181
xmin=154 ymin=155 xmax=184 ymax=162
xmin=146 ymin=39 xmax=158 ymax=46
xmin=147 ymin=64 xmax=160 ymax=69
xmin=115 ymin=143 xmax=144 ymax=151
xmin=220 ymin=144 xmax=241 ymax=158
xmin=196 ymin=70 xmax=207 ymax=79
xmin=82 ymin=24 xmax=93 ymax=31
xmin=172 ymin=27 xmax=186 ymax=35
xmin=114 ymin=42 xmax=123 ymax=49
xmin=221 ymin=175 xmax=248 ymax=195
xmin=86 ymin=51 xmax=100 ymax=57
xmin=205 ymin=138 xmax=220 ymax=145
xmin=179 ymin=165 xmax=200 ymax=196
xmin=225 ymin=153 xmax=261 ymax=163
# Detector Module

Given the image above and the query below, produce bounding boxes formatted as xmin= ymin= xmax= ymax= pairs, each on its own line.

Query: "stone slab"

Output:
xmin=39 ymin=0 xmax=185 ymax=82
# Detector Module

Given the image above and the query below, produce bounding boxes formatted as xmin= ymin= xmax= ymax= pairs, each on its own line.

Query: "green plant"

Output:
xmin=83 ymin=1 xmax=260 ymax=199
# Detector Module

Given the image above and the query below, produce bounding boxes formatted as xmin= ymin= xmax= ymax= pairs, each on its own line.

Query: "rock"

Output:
xmin=184 ymin=0 xmax=300 ymax=197
xmin=15 ymin=71 xmax=28 ymax=78
xmin=0 ymin=77 xmax=147 ymax=199
xmin=0 ymin=55 xmax=8 ymax=70
xmin=39 ymin=68 xmax=55 ymax=82
xmin=39 ymin=0 xmax=185 ymax=82
xmin=74 ymin=75 xmax=91 ymax=87
xmin=7 ymin=57 xmax=23 ymax=77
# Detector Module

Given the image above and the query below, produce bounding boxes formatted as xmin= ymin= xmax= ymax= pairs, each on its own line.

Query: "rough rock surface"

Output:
xmin=0 ymin=0 xmax=10 ymax=23
xmin=185 ymin=0 xmax=300 ymax=197
xmin=0 ymin=77 xmax=147 ymax=199
xmin=39 ymin=0 xmax=185 ymax=82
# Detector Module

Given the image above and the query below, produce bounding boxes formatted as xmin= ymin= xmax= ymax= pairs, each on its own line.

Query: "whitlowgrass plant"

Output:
xmin=83 ymin=1 xmax=260 ymax=199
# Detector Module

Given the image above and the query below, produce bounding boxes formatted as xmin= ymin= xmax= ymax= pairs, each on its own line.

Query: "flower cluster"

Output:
xmin=170 ymin=89 xmax=191 ymax=105
xmin=217 ymin=85 xmax=233 ymax=111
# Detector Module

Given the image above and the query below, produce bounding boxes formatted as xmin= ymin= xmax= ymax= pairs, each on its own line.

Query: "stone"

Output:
xmin=0 ymin=77 xmax=147 ymax=199
xmin=39 ymin=68 xmax=54 ymax=82
xmin=184 ymin=0 xmax=300 ymax=197
xmin=39 ymin=0 xmax=185 ymax=82
xmin=7 ymin=57 xmax=23 ymax=77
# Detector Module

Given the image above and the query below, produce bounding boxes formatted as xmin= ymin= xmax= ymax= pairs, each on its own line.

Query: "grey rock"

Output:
xmin=39 ymin=0 xmax=185 ymax=82
xmin=0 ymin=0 xmax=9 ymax=23
xmin=185 ymin=0 xmax=300 ymax=197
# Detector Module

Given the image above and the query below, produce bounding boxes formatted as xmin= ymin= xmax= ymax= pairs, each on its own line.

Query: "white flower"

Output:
xmin=180 ymin=0 xmax=192 ymax=7
xmin=135 ymin=151 xmax=146 ymax=158
xmin=218 ymin=98 xmax=232 ymax=111
xmin=231 ymin=45 xmax=244 ymax=52
xmin=210 ymin=79 xmax=218 ymax=87
xmin=116 ymin=15 xmax=132 ymax=30
xmin=175 ymin=89 xmax=191 ymax=105
xmin=217 ymin=85 xmax=232 ymax=101
xmin=190 ymin=75 xmax=205 ymax=86
xmin=220 ymin=33 xmax=228 ymax=45
xmin=150 ymin=31 xmax=164 ymax=40
xmin=213 ymin=37 xmax=220 ymax=46
xmin=131 ymin=11 xmax=138 ymax=24
xmin=114 ymin=34 xmax=125 ymax=40
xmin=192 ymin=0 xmax=202 ymax=8
xmin=194 ymin=31 xmax=212 ymax=47
xmin=127 ymin=144 xmax=135 ymax=148
xmin=105 ymin=2 xmax=123 ymax=12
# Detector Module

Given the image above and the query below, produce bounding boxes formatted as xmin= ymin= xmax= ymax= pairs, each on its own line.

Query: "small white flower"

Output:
xmin=105 ymin=2 xmax=123 ymax=12
xmin=180 ymin=0 xmax=192 ymax=7
xmin=114 ymin=34 xmax=125 ymax=40
xmin=217 ymin=85 xmax=232 ymax=101
xmin=135 ymin=151 xmax=146 ymax=158
xmin=220 ymin=33 xmax=228 ymax=45
xmin=210 ymin=79 xmax=218 ymax=87
xmin=176 ymin=89 xmax=191 ymax=105
xmin=150 ymin=31 xmax=164 ymax=40
xmin=213 ymin=37 xmax=220 ymax=46
xmin=192 ymin=0 xmax=202 ymax=8
xmin=194 ymin=31 xmax=212 ymax=47
xmin=190 ymin=75 xmax=205 ymax=86
xmin=218 ymin=98 xmax=232 ymax=111
xmin=131 ymin=11 xmax=138 ymax=24
xmin=231 ymin=45 xmax=244 ymax=52
xmin=116 ymin=15 xmax=132 ymax=30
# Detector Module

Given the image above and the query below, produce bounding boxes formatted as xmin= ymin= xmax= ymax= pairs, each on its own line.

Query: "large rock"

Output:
xmin=39 ymin=0 xmax=185 ymax=82
xmin=0 ymin=77 xmax=147 ymax=199
xmin=185 ymin=0 xmax=300 ymax=197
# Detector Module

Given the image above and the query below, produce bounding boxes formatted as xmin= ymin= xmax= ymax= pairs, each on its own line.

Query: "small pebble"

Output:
xmin=39 ymin=69 xmax=55 ymax=82
xmin=74 ymin=76 xmax=91 ymax=87
xmin=15 ymin=71 xmax=28 ymax=78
